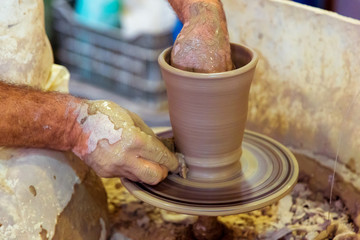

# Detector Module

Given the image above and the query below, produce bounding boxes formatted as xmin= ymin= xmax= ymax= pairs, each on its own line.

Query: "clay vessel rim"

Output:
xmin=158 ymin=43 xmax=258 ymax=79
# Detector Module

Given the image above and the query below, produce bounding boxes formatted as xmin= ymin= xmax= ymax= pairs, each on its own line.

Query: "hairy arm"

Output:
xmin=168 ymin=0 xmax=233 ymax=73
xmin=0 ymin=82 xmax=82 ymax=150
xmin=168 ymin=0 xmax=223 ymax=22
xmin=0 ymin=82 xmax=178 ymax=185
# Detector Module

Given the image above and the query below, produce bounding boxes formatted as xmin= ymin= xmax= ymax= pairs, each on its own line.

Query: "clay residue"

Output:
xmin=53 ymin=169 xmax=109 ymax=240
xmin=29 ymin=185 xmax=36 ymax=196
xmin=104 ymin=178 xmax=358 ymax=239
xmin=0 ymin=178 xmax=13 ymax=195
xmin=294 ymin=151 xmax=360 ymax=228
xmin=0 ymin=0 xmax=53 ymax=89
xmin=315 ymin=222 xmax=360 ymax=240
xmin=176 ymin=153 xmax=188 ymax=178
xmin=76 ymin=101 xmax=123 ymax=155
xmin=223 ymin=0 xmax=360 ymax=175
xmin=160 ymin=210 xmax=197 ymax=225
xmin=159 ymin=137 xmax=188 ymax=178
xmin=86 ymin=100 xmax=131 ymax=131
xmin=0 ymin=149 xmax=87 ymax=240
xmin=39 ymin=225 xmax=48 ymax=240
xmin=219 ymin=182 xmax=356 ymax=239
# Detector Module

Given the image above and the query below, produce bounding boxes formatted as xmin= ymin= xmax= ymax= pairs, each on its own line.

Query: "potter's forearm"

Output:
xmin=168 ymin=0 xmax=232 ymax=73
xmin=0 ymin=82 xmax=179 ymax=184
xmin=168 ymin=0 xmax=223 ymax=23
xmin=0 ymin=82 xmax=82 ymax=151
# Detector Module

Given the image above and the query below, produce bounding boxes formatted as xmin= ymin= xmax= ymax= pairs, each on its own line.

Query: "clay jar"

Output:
xmin=159 ymin=43 xmax=258 ymax=182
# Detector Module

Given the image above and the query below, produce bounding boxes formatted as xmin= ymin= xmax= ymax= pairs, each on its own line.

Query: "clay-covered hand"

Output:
xmin=171 ymin=0 xmax=233 ymax=73
xmin=72 ymin=100 xmax=179 ymax=185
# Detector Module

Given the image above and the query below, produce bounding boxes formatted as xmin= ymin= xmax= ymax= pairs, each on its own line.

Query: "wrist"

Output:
xmin=181 ymin=0 xmax=222 ymax=23
xmin=69 ymin=100 xmax=90 ymax=159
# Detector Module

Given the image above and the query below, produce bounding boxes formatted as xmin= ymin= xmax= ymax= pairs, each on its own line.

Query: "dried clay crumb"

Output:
xmin=106 ymin=178 xmax=359 ymax=240
xmin=176 ymin=153 xmax=188 ymax=179
xmin=29 ymin=185 xmax=36 ymax=197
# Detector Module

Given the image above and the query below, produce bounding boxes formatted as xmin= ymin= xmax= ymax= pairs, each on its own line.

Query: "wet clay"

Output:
xmin=159 ymin=43 xmax=258 ymax=181
xmin=53 ymin=163 xmax=109 ymax=240
xmin=75 ymin=101 xmax=124 ymax=156
xmin=86 ymin=101 xmax=134 ymax=131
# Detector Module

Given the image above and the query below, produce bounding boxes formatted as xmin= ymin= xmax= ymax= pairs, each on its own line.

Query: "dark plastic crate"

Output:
xmin=52 ymin=0 xmax=173 ymax=109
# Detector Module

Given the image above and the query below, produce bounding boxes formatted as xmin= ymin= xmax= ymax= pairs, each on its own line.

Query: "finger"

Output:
xmin=126 ymin=157 xmax=168 ymax=185
xmin=127 ymin=111 xmax=156 ymax=137
xmin=120 ymin=127 xmax=179 ymax=172
xmin=137 ymin=135 xmax=179 ymax=172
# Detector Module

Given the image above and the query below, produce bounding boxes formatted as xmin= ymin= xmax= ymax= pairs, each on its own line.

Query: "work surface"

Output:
xmin=104 ymin=128 xmax=357 ymax=239
xmin=105 ymin=176 xmax=356 ymax=240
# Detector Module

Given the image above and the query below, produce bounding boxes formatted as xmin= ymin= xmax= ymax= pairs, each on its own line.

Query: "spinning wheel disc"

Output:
xmin=122 ymin=130 xmax=299 ymax=216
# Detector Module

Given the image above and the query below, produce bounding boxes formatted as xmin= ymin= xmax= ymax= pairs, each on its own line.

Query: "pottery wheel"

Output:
xmin=122 ymin=129 xmax=299 ymax=216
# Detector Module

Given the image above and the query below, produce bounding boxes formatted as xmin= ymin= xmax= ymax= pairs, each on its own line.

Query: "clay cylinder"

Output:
xmin=159 ymin=43 xmax=258 ymax=181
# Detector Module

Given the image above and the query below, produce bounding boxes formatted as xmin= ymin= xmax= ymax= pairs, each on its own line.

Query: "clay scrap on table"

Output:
xmin=104 ymin=178 xmax=358 ymax=240
xmin=222 ymin=0 xmax=360 ymax=227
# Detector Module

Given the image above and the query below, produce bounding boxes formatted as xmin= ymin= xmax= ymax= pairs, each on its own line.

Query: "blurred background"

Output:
xmin=44 ymin=0 xmax=360 ymax=126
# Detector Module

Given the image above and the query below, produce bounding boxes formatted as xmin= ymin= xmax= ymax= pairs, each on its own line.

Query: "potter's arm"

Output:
xmin=0 ymin=82 xmax=178 ymax=185
xmin=0 ymin=82 xmax=83 ymax=151
xmin=167 ymin=0 xmax=233 ymax=73
xmin=168 ymin=0 xmax=224 ymax=22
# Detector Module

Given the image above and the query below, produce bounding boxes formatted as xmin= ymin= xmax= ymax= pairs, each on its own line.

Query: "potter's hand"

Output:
xmin=169 ymin=0 xmax=233 ymax=73
xmin=72 ymin=100 xmax=179 ymax=185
